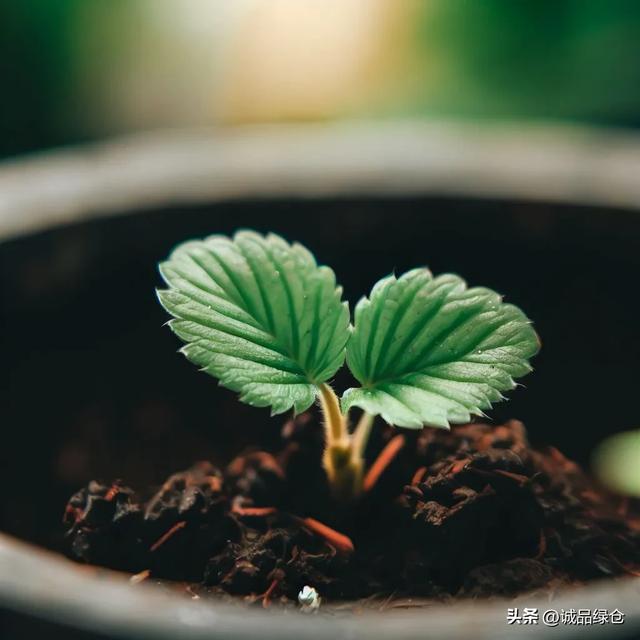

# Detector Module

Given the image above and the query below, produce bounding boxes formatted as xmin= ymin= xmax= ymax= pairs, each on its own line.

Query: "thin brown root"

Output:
xmin=104 ymin=483 xmax=119 ymax=501
xmin=363 ymin=435 xmax=406 ymax=492
xmin=232 ymin=506 xmax=278 ymax=517
xmin=150 ymin=520 xmax=186 ymax=552
xmin=262 ymin=578 xmax=280 ymax=608
xmin=411 ymin=466 xmax=427 ymax=486
xmin=299 ymin=516 xmax=355 ymax=554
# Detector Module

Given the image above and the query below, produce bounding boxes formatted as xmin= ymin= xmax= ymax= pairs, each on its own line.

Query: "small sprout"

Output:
xmin=158 ymin=231 xmax=539 ymax=500
xmin=298 ymin=585 xmax=321 ymax=611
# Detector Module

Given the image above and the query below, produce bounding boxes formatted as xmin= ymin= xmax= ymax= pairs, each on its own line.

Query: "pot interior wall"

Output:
xmin=2 ymin=198 xmax=639 ymax=551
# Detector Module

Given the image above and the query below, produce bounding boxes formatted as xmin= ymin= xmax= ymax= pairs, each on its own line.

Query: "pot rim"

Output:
xmin=1 ymin=120 xmax=640 ymax=243
xmin=1 ymin=533 xmax=639 ymax=640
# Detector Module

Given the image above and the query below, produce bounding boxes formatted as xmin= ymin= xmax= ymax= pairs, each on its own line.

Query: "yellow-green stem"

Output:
xmin=318 ymin=383 xmax=347 ymax=443
xmin=318 ymin=384 xmax=359 ymax=501
xmin=351 ymin=412 xmax=374 ymax=461
xmin=347 ymin=412 xmax=374 ymax=498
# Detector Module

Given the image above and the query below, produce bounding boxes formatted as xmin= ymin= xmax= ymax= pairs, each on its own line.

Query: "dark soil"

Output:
xmin=63 ymin=417 xmax=640 ymax=606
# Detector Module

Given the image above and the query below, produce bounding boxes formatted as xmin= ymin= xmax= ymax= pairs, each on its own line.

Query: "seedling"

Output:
xmin=158 ymin=231 xmax=539 ymax=500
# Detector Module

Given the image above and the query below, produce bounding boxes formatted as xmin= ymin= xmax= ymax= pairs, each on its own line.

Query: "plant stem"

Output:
xmin=318 ymin=383 xmax=347 ymax=443
xmin=346 ymin=411 xmax=374 ymax=494
xmin=351 ymin=411 xmax=374 ymax=461
xmin=318 ymin=385 xmax=376 ymax=501
xmin=318 ymin=383 xmax=357 ymax=500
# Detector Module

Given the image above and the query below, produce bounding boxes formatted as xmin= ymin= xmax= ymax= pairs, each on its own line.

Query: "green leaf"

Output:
xmin=158 ymin=231 xmax=350 ymax=415
xmin=342 ymin=268 xmax=539 ymax=429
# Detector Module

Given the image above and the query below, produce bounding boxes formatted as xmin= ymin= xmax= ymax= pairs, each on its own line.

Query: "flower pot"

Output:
xmin=2 ymin=122 xmax=640 ymax=639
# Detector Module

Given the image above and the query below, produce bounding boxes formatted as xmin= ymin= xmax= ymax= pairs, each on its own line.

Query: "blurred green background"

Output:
xmin=2 ymin=0 xmax=640 ymax=159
